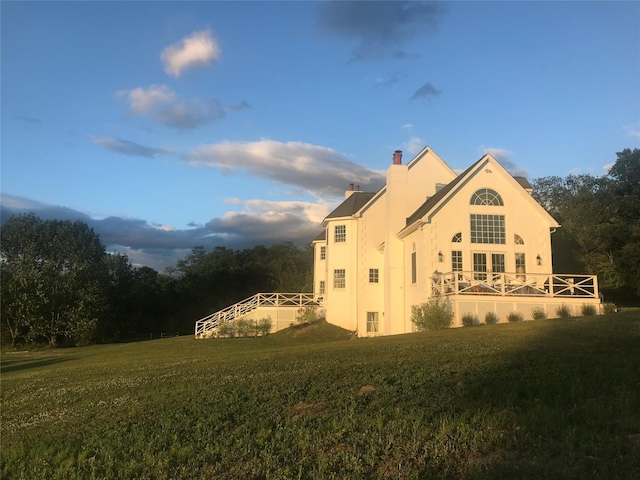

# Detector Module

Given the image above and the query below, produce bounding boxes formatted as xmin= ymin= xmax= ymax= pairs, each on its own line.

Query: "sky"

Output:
xmin=2 ymin=1 xmax=639 ymax=271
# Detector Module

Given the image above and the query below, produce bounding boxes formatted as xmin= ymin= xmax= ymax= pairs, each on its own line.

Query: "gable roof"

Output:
xmin=405 ymin=159 xmax=481 ymax=226
xmin=325 ymin=192 xmax=377 ymax=220
xmin=403 ymin=155 xmax=559 ymax=233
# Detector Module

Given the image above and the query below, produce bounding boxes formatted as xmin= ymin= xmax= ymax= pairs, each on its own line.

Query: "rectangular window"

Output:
xmin=320 ymin=246 xmax=326 ymax=260
xmin=470 ymin=214 xmax=506 ymax=244
xmin=451 ymin=250 xmax=462 ymax=272
xmin=515 ymin=253 xmax=526 ymax=280
xmin=366 ymin=312 xmax=379 ymax=333
xmin=473 ymin=253 xmax=487 ymax=281
xmin=334 ymin=225 xmax=346 ymax=243
xmin=319 ymin=280 xmax=325 ymax=295
xmin=492 ymin=253 xmax=505 ymax=273
xmin=411 ymin=251 xmax=417 ymax=284
xmin=369 ymin=268 xmax=379 ymax=283
xmin=333 ymin=269 xmax=345 ymax=289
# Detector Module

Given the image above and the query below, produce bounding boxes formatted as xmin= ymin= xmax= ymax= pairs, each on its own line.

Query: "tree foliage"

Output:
xmin=532 ymin=148 xmax=640 ymax=298
xmin=1 ymin=214 xmax=313 ymax=347
xmin=1 ymin=214 xmax=106 ymax=345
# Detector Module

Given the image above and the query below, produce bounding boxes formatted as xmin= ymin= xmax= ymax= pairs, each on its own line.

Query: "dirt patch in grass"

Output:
xmin=289 ymin=401 xmax=333 ymax=421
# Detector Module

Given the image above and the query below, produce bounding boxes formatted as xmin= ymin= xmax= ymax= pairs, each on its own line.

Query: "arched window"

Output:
xmin=514 ymin=234 xmax=524 ymax=245
xmin=452 ymin=232 xmax=462 ymax=243
xmin=471 ymin=188 xmax=504 ymax=206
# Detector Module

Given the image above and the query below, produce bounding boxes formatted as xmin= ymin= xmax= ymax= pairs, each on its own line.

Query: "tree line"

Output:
xmin=0 ymin=214 xmax=312 ymax=347
xmin=531 ymin=148 xmax=640 ymax=302
xmin=2 ymin=148 xmax=637 ymax=347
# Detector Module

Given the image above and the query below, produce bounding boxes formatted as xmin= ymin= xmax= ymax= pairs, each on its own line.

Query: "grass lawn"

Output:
xmin=2 ymin=312 xmax=639 ymax=479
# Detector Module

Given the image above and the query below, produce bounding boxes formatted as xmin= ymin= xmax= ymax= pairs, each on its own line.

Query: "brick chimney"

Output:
xmin=392 ymin=150 xmax=403 ymax=165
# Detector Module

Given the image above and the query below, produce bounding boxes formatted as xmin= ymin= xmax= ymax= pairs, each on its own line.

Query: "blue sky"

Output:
xmin=2 ymin=1 xmax=639 ymax=270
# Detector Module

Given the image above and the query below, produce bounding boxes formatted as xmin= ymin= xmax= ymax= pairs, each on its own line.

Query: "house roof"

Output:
xmin=405 ymin=159 xmax=481 ymax=226
xmin=312 ymin=229 xmax=326 ymax=242
xmin=325 ymin=192 xmax=377 ymax=220
xmin=404 ymin=155 xmax=556 ymax=231
xmin=514 ymin=176 xmax=532 ymax=190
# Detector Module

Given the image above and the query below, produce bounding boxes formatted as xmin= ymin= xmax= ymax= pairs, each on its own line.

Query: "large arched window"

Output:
xmin=471 ymin=188 xmax=504 ymax=206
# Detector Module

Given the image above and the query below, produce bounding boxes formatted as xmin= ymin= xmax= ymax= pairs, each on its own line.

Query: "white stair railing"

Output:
xmin=194 ymin=293 xmax=317 ymax=338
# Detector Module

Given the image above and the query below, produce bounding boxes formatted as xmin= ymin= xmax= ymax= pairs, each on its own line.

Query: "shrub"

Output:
xmin=461 ymin=312 xmax=479 ymax=327
xmin=216 ymin=322 xmax=235 ymax=338
xmin=256 ymin=317 xmax=273 ymax=336
xmin=296 ymin=306 xmax=320 ymax=325
xmin=531 ymin=307 xmax=547 ymax=320
xmin=233 ymin=317 xmax=273 ymax=337
xmin=410 ymin=295 xmax=453 ymax=330
xmin=507 ymin=311 xmax=524 ymax=323
xmin=581 ymin=304 xmax=597 ymax=316
xmin=603 ymin=303 xmax=617 ymax=314
xmin=555 ymin=304 xmax=571 ymax=319
xmin=484 ymin=311 xmax=499 ymax=325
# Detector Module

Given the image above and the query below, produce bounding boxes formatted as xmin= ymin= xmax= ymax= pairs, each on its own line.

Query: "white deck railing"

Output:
xmin=194 ymin=293 xmax=318 ymax=338
xmin=430 ymin=271 xmax=599 ymax=298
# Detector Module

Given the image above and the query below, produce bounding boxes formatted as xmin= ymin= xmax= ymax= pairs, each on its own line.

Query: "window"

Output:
xmin=514 ymin=234 xmax=524 ymax=245
xmin=452 ymin=251 xmax=462 ymax=272
xmin=492 ymin=253 xmax=505 ymax=273
xmin=411 ymin=244 xmax=417 ymax=284
xmin=320 ymin=246 xmax=326 ymax=260
xmin=319 ymin=280 xmax=325 ymax=295
xmin=473 ymin=253 xmax=487 ymax=281
xmin=452 ymin=232 xmax=462 ymax=243
xmin=366 ymin=312 xmax=379 ymax=333
xmin=333 ymin=269 xmax=345 ymax=289
xmin=334 ymin=225 xmax=346 ymax=243
xmin=471 ymin=188 xmax=504 ymax=206
xmin=369 ymin=268 xmax=379 ymax=283
xmin=515 ymin=253 xmax=526 ymax=280
xmin=470 ymin=214 xmax=506 ymax=244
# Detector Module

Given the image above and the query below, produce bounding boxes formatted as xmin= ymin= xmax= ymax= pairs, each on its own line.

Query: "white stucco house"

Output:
xmin=196 ymin=145 xmax=601 ymax=339
xmin=311 ymin=146 xmax=601 ymax=336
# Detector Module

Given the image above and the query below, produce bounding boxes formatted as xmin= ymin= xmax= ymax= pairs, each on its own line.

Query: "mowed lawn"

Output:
xmin=2 ymin=312 xmax=639 ymax=479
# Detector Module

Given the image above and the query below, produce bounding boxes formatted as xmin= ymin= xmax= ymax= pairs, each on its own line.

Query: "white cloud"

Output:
xmin=624 ymin=121 xmax=640 ymax=138
xmin=603 ymin=162 xmax=615 ymax=173
xmin=481 ymin=147 xmax=528 ymax=177
xmin=118 ymin=85 xmax=227 ymax=130
xmin=161 ymin=30 xmax=220 ymax=78
xmin=404 ymin=136 xmax=424 ymax=155
xmin=184 ymin=140 xmax=385 ymax=198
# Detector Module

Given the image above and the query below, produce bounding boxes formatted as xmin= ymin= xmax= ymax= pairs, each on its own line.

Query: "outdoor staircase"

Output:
xmin=194 ymin=293 xmax=319 ymax=338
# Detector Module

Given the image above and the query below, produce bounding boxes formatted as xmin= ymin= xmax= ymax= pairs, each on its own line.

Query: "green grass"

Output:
xmin=2 ymin=314 xmax=640 ymax=479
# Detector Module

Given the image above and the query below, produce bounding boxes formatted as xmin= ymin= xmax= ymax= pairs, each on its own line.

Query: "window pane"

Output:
xmin=515 ymin=253 xmax=526 ymax=280
xmin=473 ymin=253 xmax=487 ymax=280
xmin=411 ymin=251 xmax=417 ymax=284
xmin=471 ymin=188 xmax=504 ymax=206
xmin=367 ymin=312 xmax=379 ymax=333
xmin=333 ymin=269 xmax=345 ymax=288
xmin=369 ymin=268 xmax=379 ymax=283
xmin=320 ymin=246 xmax=326 ymax=259
xmin=334 ymin=225 xmax=346 ymax=243
xmin=451 ymin=250 xmax=462 ymax=271
xmin=470 ymin=214 xmax=505 ymax=244
xmin=319 ymin=280 xmax=325 ymax=295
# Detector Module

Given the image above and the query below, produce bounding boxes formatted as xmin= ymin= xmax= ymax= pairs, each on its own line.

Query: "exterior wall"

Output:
xmin=312 ymin=238 xmax=327 ymax=301
xmin=356 ymin=193 xmax=386 ymax=336
xmin=323 ymin=217 xmax=359 ymax=331
xmin=314 ymin=150 xmax=597 ymax=338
